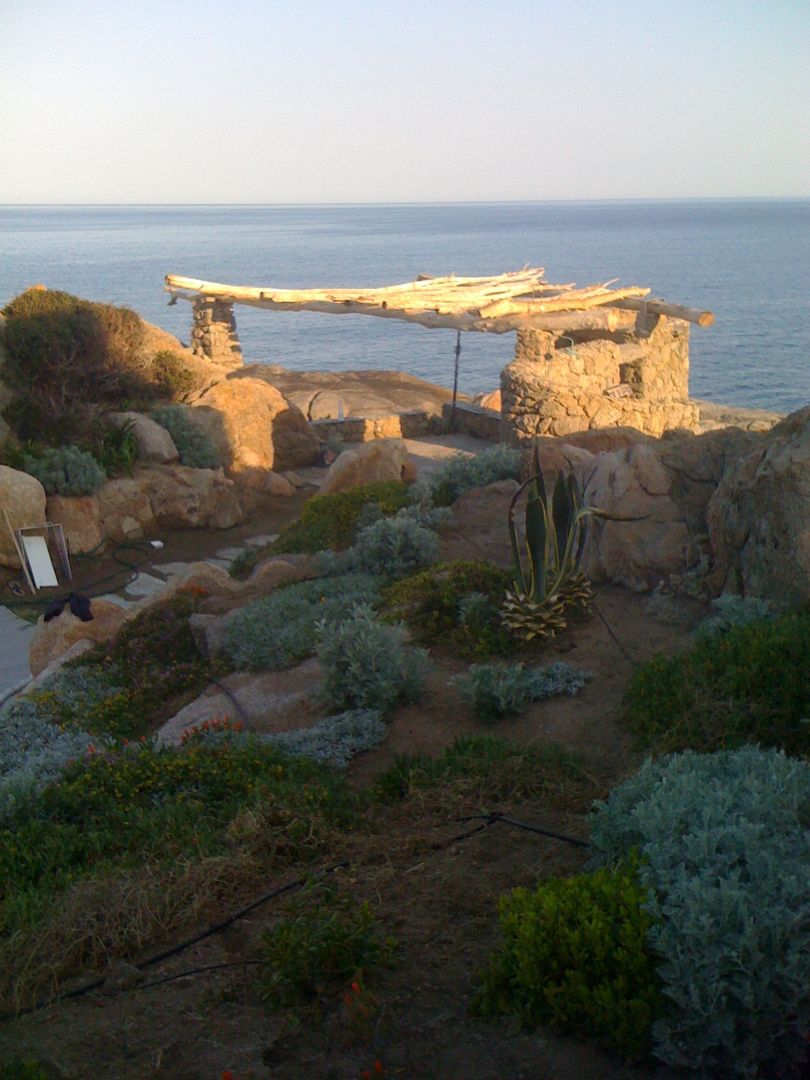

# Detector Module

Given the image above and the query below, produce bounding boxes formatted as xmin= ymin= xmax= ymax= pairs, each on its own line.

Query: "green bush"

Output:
xmin=90 ymin=420 xmax=139 ymax=475
xmin=317 ymin=605 xmax=428 ymax=716
xmin=476 ymin=859 xmax=661 ymax=1062
xmin=1 ymin=288 xmax=152 ymax=441
xmin=451 ymin=661 xmax=588 ymax=723
xmin=150 ymin=404 xmax=219 ymax=469
xmin=151 ymin=350 xmax=199 ymax=401
xmin=257 ymin=881 xmax=393 ymax=1008
xmin=0 ymin=1061 xmax=55 ymax=1080
xmin=381 ymin=560 xmax=515 ymax=659
xmin=221 ymin=574 xmax=381 ymax=671
xmin=624 ymin=607 xmax=810 ymax=754
xmin=696 ymin=594 xmax=773 ymax=640
xmin=350 ymin=515 xmax=438 ymax=581
xmin=272 ymin=481 xmax=411 ymax=554
xmin=22 ymin=444 xmax=106 ymax=495
xmin=591 ymin=747 xmax=810 ymax=1077
xmin=411 ymin=442 xmax=521 ymax=507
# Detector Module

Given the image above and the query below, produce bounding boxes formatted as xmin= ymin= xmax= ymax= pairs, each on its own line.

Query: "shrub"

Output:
xmin=89 ymin=420 xmax=139 ymax=476
xmin=696 ymin=594 xmax=773 ymax=640
xmin=272 ymin=481 xmax=411 ymax=554
xmin=0 ymin=1062 xmax=55 ymax=1080
xmin=22 ymin=444 xmax=106 ymax=495
xmin=451 ymin=661 xmax=588 ymax=724
xmin=1 ymin=288 xmax=152 ymax=441
xmin=318 ymin=605 xmax=428 ymax=716
xmin=411 ymin=442 xmax=520 ymax=507
xmin=151 ymin=350 xmax=199 ymax=401
xmin=221 ymin=574 xmax=381 ymax=671
xmin=475 ymin=859 xmax=661 ymax=1061
xmin=350 ymin=515 xmax=438 ymax=581
xmin=372 ymin=733 xmax=587 ymax=806
xmin=381 ymin=560 xmax=515 ymax=659
xmin=150 ymin=404 xmax=219 ymax=469
xmin=264 ymin=709 xmax=386 ymax=767
xmin=257 ymin=881 xmax=393 ymax=1008
xmin=590 ymin=747 xmax=810 ymax=1077
xmin=624 ymin=607 xmax=810 ymax=755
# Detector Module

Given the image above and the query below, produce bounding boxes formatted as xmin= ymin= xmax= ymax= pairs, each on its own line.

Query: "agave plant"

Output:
xmin=502 ymin=448 xmax=606 ymax=641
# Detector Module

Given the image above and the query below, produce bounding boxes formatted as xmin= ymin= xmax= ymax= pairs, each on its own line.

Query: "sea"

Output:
xmin=1 ymin=200 xmax=809 ymax=414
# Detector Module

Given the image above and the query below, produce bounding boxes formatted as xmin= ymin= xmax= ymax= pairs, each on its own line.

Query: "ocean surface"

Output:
xmin=1 ymin=201 xmax=809 ymax=413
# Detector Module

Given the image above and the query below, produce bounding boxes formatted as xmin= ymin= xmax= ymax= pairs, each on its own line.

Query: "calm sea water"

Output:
xmin=1 ymin=201 xmax=809 ymax=413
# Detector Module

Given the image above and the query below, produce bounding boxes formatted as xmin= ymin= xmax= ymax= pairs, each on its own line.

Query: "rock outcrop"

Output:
xmin=29 ymin=599 xmax=127 ymax=677
xmin=0 ymin=466 xmax=47 ymax=569
xmin=319 ymin=437 xmax=412 ymax=495
xmin=104 ymin=412 xmax=179 ymax=464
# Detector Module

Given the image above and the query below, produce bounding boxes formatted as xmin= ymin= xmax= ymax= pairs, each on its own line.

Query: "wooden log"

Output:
xmin=611 ymin=297 xmax=714 ymax=327
xmin=479 ymin=286 xmax=650 ymax=319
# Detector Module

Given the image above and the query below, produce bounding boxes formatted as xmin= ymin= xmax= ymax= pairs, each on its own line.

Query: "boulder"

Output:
xmin=145 ymin=554 xmax=316 ymax=616
xmin=319 ymin=437 xmax=411 ymax=495
xmin=474 ymin=389 xmax=502 ymax=412
xmin=96 ymin=477 xmax=156 ymax=541
xmin=707 ymin=405 xmax=810 ymax=605
xmin=47 ymin=495 xmax=105 ymax=555
xmin=29 ymin=598 xmax=127 ymax=677
xmin=138 ymin=465 xmax=244 ymax=530
xmin=581 ymin=444 xmax=690 ymax=591
xmin=104 ymin=411 xmax=179 ymax=463
xmin=0 ymin=466 xmax=47 ymax=569
xmin=438 ymin=479 xmax=519 ymax=568
xmin=192 ymin=376 xmax=319 ymax=486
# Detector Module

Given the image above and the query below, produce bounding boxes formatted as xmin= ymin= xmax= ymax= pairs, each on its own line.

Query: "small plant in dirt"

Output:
xmin=372 ymin=733 xmax=588 ymax=806
xmin=22 ymin=444 xmax=106 ymax=495
xmin=151 ymin=349 xmax=199 ymax=401
xmin=88 ymin=420 xmax=139 ymax=476
xmin=257 ymin=880 xmax=394 ymax=1009
xmin=271 ymin=481 xmax=411 ymax=554
xmin=349 ymin=515 xmax=438 ymax=582
xmin=318 ymin=605 xmax=428 ymax=716
xmin=696 ymin=593 xmax=774 ymax=640
xmin=381 ymin=560 xmax=515 ymax=659
xmin=222 ymin=574 xmax=381 ymax=671
xmin=475 ymin=858 xmax=661 ymax=1062
xmin=0 ymin=1061 xmax=56 ymax=1080
xmin=410 ymin=442 xmax=521 ymax=507
xmin=624 ymin=606 xmax=810 ymax=755
xmin=150 ymin=404 xmax=220 ymax=468
xmin=264 ymin=709 xmax=386 ymax=767
xmin=591 ymin=746 xmax=810 ymax=1077
xmin=451 ymin=661 xmax=588 ymax=723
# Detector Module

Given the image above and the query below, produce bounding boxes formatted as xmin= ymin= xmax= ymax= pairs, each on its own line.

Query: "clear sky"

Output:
xmin=1 ymin=0 xmax=808 ymax=203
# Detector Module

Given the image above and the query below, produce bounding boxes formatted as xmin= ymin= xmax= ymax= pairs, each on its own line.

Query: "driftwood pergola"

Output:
xmin=164 ymin=269 xmax=714 ymax=334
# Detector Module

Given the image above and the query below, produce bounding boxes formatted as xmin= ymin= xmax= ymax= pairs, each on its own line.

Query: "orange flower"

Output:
xmin=374 ymin=1063 xmax=384 ymax=1075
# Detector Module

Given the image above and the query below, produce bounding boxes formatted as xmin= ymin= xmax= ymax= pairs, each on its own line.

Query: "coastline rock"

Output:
xmin=319 ymin=437 xmax=412 ymax=495
xmin=707 ymin=405 xmax=810 ymax=604
xmin=0 ymin=466 xmax=47 ymax=569
xmin=29 ymin=598 xmax=127 ymax=677
xmin=104 ymin=411 xmax=179 ymax=464
xmin=47 ymin=495 xmax=105 ymax=555
xmin=473 ymin=389 xmax=502 ymax=412
xmin=192 ymin=376 xmax=319 ymax=484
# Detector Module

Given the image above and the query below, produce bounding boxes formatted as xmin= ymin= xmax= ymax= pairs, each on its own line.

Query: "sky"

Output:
xmin=1 ymin=0 xmax=809 ymax=203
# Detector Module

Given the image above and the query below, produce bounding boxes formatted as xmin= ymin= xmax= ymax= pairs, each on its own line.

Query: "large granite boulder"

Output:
xmin=707 ymin=405 xmax=810 ymax=604
xmin=47 ymin=495 xmax=105 ymax=555
xmin=438 ymin=479 xmax=518 ymax=568
xmin=192 ymin=376 xmax=319 ymax=488
xmin=138 ymin=465 xmax=243 ymax=530
xmin=104 ymin=411 xmax=179 ymax=464
xmin=29 ymin=598 xmax=127 ymax=677
xmin=0 ymin=466 xmax=47 ymax=569
xmin=319 ymin=437 xmax=412 ymax=495
xmin=96 ymin=477 xmax=156 ymax=541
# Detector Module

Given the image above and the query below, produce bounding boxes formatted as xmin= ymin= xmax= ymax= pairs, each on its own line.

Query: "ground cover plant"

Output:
xmin=411 ymin=442 xmax=521 ymax=507
xmin=270 ymin=481 xmax=411 ymax=555
xmin=22 ymin=445 xmax=106 ymax=495
xmin=591 ymin=746 xmax=810 ymax=1077
xmin=381 ymin=560 xmax=516 ymax=659
xmin=475 ymin=858 xmax=661 ymax=1062
xmin=624 ymin=605 xmax=810 ymax=754
xmin=149 ymin=405 xmax=220 ymax=468
xmin=221 ymin=573 xmax=382 ymax=671
xmin=450 ymin=661 xmax=589 ymax=723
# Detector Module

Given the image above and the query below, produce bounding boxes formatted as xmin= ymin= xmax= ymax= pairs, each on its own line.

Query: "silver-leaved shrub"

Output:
xmin=351 ymin=516 xmax=438 ymax=581
xmin=264 ymin=709 xmax=386 ymax=766
xmin=450 ymin=661 xmax=589 ymax=723
xmin=222 ymin=573 xmax=381 ymax=671
xmin=410 ymin=442 xmax=521 ymax=508
xmin=317 ymin=605 xmax=428 ymax=716
xmin=696 ymin=594 xmax=773 ymax=640
xmin=590 ymin=746 xmax=810 ymax=1078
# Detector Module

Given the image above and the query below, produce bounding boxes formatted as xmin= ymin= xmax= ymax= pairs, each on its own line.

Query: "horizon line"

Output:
xmin=2 ymin=195 xmax=810 ymax=208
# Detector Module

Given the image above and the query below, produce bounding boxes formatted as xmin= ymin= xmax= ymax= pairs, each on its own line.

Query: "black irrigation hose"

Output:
xmin=208 ymin=677 xmax=250 ymax=721
xmin=456 ymin=811 xmax=592 ymax=850
xmin=591 ymin=595 xmax=640 ymax=668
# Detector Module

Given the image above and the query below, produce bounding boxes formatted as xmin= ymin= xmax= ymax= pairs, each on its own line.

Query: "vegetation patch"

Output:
xmin=475 ymin=858 xmax=661 ymax=1062
xmin=22 ymin=444 xmax=106 ymax=495
xmin=151 ymin=349 xmax=200 ymax=401
xmin=271 ymin=481 xmax=411 ymax=555
xmin=411 ymin=442 xmax=521 ymax=507
xmin=149 ymin=404 xmax=220 ymax=469
xmin=624 ymin=606 xmax=810 ymax=754
xmin=591 ymin=746 xmax=810 ymax=1077
xmin=450 ymin=661 xmax=589 ymax=724
xmin=381 ymin=560 xmax=515 ymax=659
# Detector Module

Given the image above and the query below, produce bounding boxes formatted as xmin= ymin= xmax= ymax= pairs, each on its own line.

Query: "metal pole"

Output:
xmin=450 ymin=330 xmax=461 ymax=432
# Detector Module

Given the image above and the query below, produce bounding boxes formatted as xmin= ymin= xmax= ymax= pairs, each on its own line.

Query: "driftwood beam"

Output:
xmin=611 ymin=297 xmax=715 ymax=328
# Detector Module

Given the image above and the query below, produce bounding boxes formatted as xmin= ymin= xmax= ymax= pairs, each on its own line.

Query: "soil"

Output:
xmin=0 ymin=574 xmax=701 ymax=1079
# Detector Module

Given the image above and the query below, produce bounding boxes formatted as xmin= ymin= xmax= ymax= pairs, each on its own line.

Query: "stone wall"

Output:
xmin=190 ymin=298 xmax=243 ymax=370
xmin=501 ymin=315 xmax=699 ymax=442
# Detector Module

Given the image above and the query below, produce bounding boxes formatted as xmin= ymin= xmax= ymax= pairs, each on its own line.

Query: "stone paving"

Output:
xmin=0 ymin=603 xmax=36 ymax=704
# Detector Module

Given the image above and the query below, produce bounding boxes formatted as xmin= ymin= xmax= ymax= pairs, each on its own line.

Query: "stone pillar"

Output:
xmin=190 ymin=298 xmax=243 ymax=370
